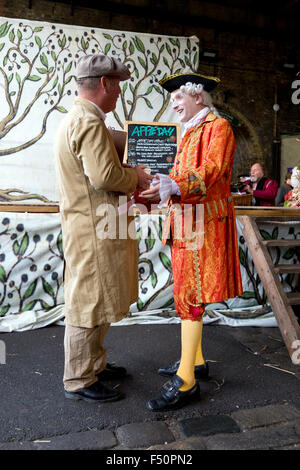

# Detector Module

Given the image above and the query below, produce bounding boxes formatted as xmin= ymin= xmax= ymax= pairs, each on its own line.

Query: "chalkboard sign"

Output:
xmin=124 ymin=121 xmax=180 ymax=175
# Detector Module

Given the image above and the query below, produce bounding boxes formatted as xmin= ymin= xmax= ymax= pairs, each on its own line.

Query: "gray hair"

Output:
xmin=77 ymin=76 xmax=101 ymax=91
xmin=180 ymin=81 xmax=220 ymax=117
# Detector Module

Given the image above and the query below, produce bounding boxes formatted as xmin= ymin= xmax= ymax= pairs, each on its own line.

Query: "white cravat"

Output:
xmin=183 ymin=106 xmax=210 ymax=135
xmin=157 ymin=108 xmax=210 ymax=205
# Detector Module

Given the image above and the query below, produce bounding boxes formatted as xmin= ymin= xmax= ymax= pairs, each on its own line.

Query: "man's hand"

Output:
xmin=135 ymin=164 xmax=153 ymax=190
xmin=244 ymin=184 xmax=253 ymax=194
xmin=140 ymin=175 xmax=160 ymax=201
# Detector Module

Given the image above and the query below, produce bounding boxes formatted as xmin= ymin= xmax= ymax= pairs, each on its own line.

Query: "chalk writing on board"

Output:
xmin=125 ymin=121 xmax=180 ymax=175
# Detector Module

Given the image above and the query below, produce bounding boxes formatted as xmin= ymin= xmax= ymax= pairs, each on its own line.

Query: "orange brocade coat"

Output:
xmin=162 ymin=112 xmax=243 ymax=320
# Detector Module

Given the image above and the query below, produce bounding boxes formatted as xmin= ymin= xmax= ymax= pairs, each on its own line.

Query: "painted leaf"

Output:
xmin=137 ymin=298 xmax=144 ymax=311
xmin=151 ymin=271 xmax=158 ymax=288
xmin=40 ymin=52 xmax=48 ymax=68
xmin=0 ymin=304 xmax=10 ymax=316
xmin=23 ymin=279 xmax=38 ymax=300
xmin=42 ymin=276 xmax=54 ymax=297
xmin=145 ymin=227 xmax=155 ymax=251
xmin=159 ymin=252 xmax=172 ymax=273
xmin=13 ymin=240 xmax=20 ymax=256
xmin=57 ymin=231 xmax=63 ymax=254
xmin=239 ymin=247 xmax=247 ymax=267
xmin=103 ymin=33 xmax=112 ymax=40
xmin=34 ymin=27 xmax=43 ymax=32
xmin=27 ymin=75 xmax=41 ymax=81
xmin=138 ymin=56 xmax=146 ymax=69
xmin=19 ymin=233 xmax=29 ymax=256
xmin=0 ymin=265 xmax=6 ymax=283
xmin=143 ymin=97 xmax=153 ymax=109
xmin=56 ymin=106 xmax=68 ymax=113
xmin=104 ymin=43 xmax=111 ymax=54
xmin=22 ymin=300 xmax=37 ymax=312
xmin=0 ymin=22 xmax=9 ymax=38
xmin=134 ymin=36 xmax=145 ymax=53
xmin=35 ymin=35 xmax=42 ymax=48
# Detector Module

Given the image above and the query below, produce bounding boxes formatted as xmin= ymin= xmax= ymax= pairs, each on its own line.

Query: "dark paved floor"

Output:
xmin=0 ymin=321 xmax=300 ymax=450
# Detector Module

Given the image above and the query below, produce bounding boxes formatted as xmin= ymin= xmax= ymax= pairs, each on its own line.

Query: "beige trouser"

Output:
xmin=63 ymin=323 xmax=110 ymax=392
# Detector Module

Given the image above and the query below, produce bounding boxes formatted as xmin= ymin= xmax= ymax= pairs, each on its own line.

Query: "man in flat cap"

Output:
xmin=54 ymin=54 xmax=152 ymax=403
xmin=141 ymin=72 xmax=243 ymax=411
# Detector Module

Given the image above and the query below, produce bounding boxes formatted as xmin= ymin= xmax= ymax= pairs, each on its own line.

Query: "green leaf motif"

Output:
xmin=143 ymin=97 xmax=153 ymax=109
xmin=103 ymin=33 xmax=112 ymax=40
xmin=27 ymin=75 xmax=41 ymax=81
xmin=0 ymin=43 xmax=5 ymax=51
xmin=104 ymin=43 xmax=111 ymax=54
xmin=239 ymin=246 xmax=246 ymax=267
xmin=56 ymin=106 xmax=68 ymax=113
xmin=134 ymin=36 xmax=145 ymax=53
xmin=40 ymin=52 xmax=48 ymax=68
xmin=57 ymin=231 xmax=63 ymax=254
xmin=0 ymin=304 xmax=10 ymax=316
xmin=19 ymin=232 xmax=29 ymax=256
xmin=9 ymin=29 xmax=15 ymax=43
xmin=34 ymin=26 xmax=43 ymax=32
xmin=241 ymin=291 xmax=256 ymax=299
xmin=15 ymin=73 xmax=21 ymax=84
xmin=129 ymin=41 xmax=134 ymax=55
xmin=0 ymin=21 xmax=10 ymax=38
xmin=13 ymin=240 xmax=20 ymax=256
xmin=37 ymin=67 xmax=48 ymax=74
xmin=159 ymin=252 xmax=172 ymax=273
xmin=282 ymin=248 xmax=295 ymax=260
xmin=137 ymin=298 xmax=144 ymax=311
xmin=42 ymin=276 xmax=55 ymax=297
xmin=23 ymin=279 xmax=38 ymax=300
xmin=34 ymin=35 xmax=42 ymax=48
xmin=145 ymin=227 xmax=155 ymax=251
xmin=22 ymin=300 xmax=37 ymax=312
xmin=65 ymin=61 xmax=72 ymax=74
xmin=138 ymin=56 xmax=146 ymax=69
xmin=151 ymin=271 xmax=158 ymax=288
xmin=0 ymin=265 xmax=6 ymax=283
xmin=259 ymin=229 xmax=272 ymax=240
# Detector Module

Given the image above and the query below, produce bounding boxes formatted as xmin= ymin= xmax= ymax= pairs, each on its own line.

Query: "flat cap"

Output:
xmin=76 ymin=54 xmax=130 ymax=81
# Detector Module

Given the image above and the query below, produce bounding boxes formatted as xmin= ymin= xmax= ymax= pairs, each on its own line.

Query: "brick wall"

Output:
xmin=1 ymin=0 xmax=299 ymax=181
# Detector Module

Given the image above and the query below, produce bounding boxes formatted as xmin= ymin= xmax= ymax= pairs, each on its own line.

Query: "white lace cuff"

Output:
xmin=156 ymin=173 xmax=181 ymax=207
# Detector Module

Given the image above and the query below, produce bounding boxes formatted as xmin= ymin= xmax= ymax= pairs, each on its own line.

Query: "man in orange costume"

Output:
xmin=141 ymin=72 xmax=243 ymax=411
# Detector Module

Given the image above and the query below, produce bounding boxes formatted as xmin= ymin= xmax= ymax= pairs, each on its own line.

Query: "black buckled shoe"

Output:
xmin=64 ymin=380 xmax=123 ymax=403
xmin=158 ymin=360 xmax=209 ymax=380
xmin=146 ymin=375 xmax=200 ymax=412
xmin=96 ymin=363 xmax=127 ymax=380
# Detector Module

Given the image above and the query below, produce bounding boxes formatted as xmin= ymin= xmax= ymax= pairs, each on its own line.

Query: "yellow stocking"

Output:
xmin=194 ymin=315 xmax=205 ymax=366
xmin=176 ymin=318 xmax=203 ymax=391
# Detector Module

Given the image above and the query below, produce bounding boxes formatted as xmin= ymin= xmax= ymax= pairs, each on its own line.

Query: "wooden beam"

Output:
xmin=0 ymin=203 xmax=59 ymax=213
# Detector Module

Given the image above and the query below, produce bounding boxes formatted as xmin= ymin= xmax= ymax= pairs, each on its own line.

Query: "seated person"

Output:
xmin=243 ymin=162 xmax=278 ymax=206
xmin=275 ymin=171 xmax=293 ymax=206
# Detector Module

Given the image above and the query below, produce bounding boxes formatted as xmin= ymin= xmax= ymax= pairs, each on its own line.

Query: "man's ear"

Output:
xmin=100 ymin=76 xmax=109 ymax=92
xmin=194 ymin=93 xmax=203 ymax=105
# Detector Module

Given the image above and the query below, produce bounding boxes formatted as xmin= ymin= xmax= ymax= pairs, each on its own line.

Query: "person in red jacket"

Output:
xmin=244 ymin=162 xmax=278 ymax=206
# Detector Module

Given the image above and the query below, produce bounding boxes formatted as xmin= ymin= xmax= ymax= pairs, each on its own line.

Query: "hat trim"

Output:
xmin=159 ymin=72 xmax=220 ymax=87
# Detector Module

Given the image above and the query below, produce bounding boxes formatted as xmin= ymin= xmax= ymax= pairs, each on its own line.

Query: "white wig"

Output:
xmin=180 ymin=81 xmax=220 ymax=117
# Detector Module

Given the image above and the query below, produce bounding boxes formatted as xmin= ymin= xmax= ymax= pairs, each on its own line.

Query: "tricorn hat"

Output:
xmin=159 ymin=72 xmax=220 ymax=93
xmin=76 ymin=54 xmax=130 ymax=81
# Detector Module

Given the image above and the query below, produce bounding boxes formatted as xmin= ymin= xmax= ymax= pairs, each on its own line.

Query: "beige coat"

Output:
xmin=54 ymin=98 xmax=139 ymax=327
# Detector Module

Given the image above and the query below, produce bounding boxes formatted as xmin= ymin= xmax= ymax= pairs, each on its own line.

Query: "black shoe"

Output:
xmin=96 ymin=363 xmax=127 ymax=380
xmin=64 ymin=381 xmax=123 ymax=403
xmin=146 ymin=375 xmax=200 ymax=412
xmin=158 ymin=360 xmax=209 ymax=380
